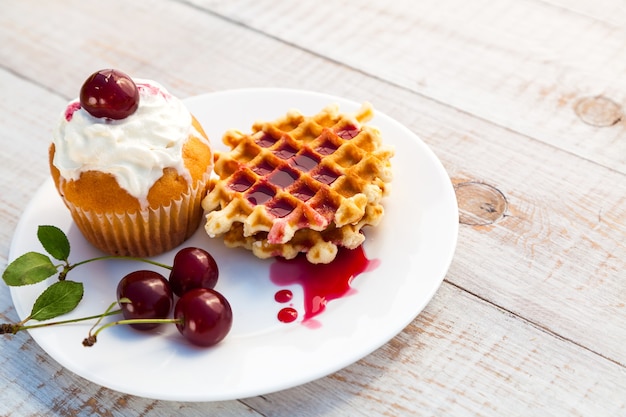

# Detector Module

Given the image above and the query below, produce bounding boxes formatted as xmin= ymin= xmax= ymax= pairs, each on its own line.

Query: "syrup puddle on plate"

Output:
xmin=269 ymin=246 xmax=380 ymax=328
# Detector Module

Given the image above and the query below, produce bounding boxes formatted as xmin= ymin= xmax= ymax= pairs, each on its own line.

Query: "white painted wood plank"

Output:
xmin=421 ymin=101 xmax=626 ymax=366
xmin=0 ymin=0 xmax=625 ymax=415
xmin=0 ymin=71 xmax=62 ymax=261
xmin=195 ymin=0 xmax=626 ymax=174
xmin=244 ymin=284 xmax=626 ymax=416
xmin=541 ymin=0 xmax=626 ymax=26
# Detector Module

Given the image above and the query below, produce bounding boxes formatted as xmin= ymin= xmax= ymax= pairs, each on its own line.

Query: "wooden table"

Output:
xmin=1 ymin=1 xmax=625 ymax=415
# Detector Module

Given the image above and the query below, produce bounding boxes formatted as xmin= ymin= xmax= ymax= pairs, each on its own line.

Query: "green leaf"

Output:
xmin=37 ymin=225 xmax=70 ymax=261
xmin=30 ymin=280 xmax=84 ymax=321
xmin=2 ymin=252 xmax=58 ymax=286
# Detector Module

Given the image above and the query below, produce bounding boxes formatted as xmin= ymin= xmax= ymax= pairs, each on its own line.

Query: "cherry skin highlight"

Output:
xmin=116 ymin=270 xmax=173 ymax=331
xmin=79 ymin=69 xmax=139 ymax=120
xmin=168 ymin=247 xmax=219 ymax=297
xmin=174 ymin=288 xmax=233 ymax=347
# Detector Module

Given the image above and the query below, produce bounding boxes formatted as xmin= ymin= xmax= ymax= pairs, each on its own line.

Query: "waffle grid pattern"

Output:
xmin=202 ymin=103 xmax=393 ymax=263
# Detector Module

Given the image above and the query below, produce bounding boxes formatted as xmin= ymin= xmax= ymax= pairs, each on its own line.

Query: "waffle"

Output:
xmin=202 ymin=102 xmax=394 ymax=263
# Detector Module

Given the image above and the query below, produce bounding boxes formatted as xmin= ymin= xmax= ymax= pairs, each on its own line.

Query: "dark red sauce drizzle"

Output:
xmin=137 ymin=83 xmax=168 ymax=99
xmin=273 ymin=144 xmax=297 ymax=159
xmin=274 ymin=289 xmax=293 ymax=303
xmin=270 ymin=245 xmax=379 ymax=326
xmin=257 ymin=133 xmax=277 ymax=148
xmin=277 ymin=307 xmax=298 ymax=323
xmin=65 ymin=102 xmax=82 ymax=121
xmin=246 ymin=184 xmax=275 ymax=205
xmin=267 ymin=198 xmax=295 ymax=218
xmin=252 ymin=161 xmax=274 ymax=176
xmin=336 ymin=125 xmax=360 ymax=139
xmin=315 ymin=140 xmax=338 ymax=156
xmin=290 ymin=152 xmax=320 ymax=172
xmin=291 ymin=182 xmax=316 ymax=202
xmin=312 ymin=166 xmax=340 ymax=185
xmin=268 ymin=168 xmax=299 ymax=188
xmin=230 ymin=173 xmax=254 ymax=192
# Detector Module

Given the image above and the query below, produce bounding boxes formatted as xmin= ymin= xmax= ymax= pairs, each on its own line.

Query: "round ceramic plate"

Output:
xmin=9 ymin=88 xmax=458 ymax=402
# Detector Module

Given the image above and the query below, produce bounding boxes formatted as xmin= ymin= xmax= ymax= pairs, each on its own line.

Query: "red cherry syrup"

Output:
xmin=274 ymin=289 xmax=294 ymax=303
xmin=277 ymin=307 xmax=299 ymax=323
xmin=270 ymin=245 xmax=379 ymax=326
xmin=65 ymin=102 xmax=82 ymax=121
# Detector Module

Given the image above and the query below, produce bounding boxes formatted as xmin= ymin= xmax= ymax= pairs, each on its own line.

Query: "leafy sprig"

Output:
xmin=1 ymin=225 xmax=170 ymax=335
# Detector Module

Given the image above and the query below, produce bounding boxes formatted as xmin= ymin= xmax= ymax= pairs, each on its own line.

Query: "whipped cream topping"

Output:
xmin=52 ymin=79 xmax=198 ymax=207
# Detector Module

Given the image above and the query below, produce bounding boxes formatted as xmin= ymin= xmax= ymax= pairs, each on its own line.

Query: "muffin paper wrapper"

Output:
xmin=65 ymin=173 xmax=211 ymax=257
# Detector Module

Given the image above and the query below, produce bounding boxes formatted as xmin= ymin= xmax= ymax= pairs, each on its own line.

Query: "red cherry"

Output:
xmin=116 ymin=270 xmax=173 ymax=331
xmin=169 ymin=247 xmax=219 ymax=297
xmin=79 ymin=69 xmax=139 ymax=120
xmin=174 ymin=288 xmax=232 ymax=347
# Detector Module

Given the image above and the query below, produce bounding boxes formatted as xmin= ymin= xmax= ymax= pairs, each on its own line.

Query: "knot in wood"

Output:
xmin=574 ymin=96 xmax=622 ymax=127
xmin=454 ymin=181 xmax=507 ymax=226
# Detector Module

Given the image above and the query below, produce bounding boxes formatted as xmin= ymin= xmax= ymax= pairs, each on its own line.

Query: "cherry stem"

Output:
xmin=82 ymin=298 xmax=183 ymax=347
xmin=87 ymin=300 xmax=126 ymax=335
xmin=71 ymin=256 xmax=172 ymax=271
xmin=0 ymin=309 xmax=122 ymax=335
xmin=83 ymin=317 xmax=183 ymax=347
xmin=58 ymin=255 xmax=172 ymax=281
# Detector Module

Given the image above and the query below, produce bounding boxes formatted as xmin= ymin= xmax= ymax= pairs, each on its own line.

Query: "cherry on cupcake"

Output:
xmin=80 ymin=69 xmax=139 ymax=120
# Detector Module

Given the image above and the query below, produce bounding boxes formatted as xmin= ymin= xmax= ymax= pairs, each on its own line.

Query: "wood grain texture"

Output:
xmin=194 ymin=0 xmax=626 ymax=174
xmin=247 ymin=284 xmax=626 ymax=416
xmin=0 ymin=0 xmax=625 ymax=415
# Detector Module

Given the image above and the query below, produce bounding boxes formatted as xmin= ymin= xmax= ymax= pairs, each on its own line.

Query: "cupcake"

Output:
xmin=49 ymin=69 xmax=213 ymax=257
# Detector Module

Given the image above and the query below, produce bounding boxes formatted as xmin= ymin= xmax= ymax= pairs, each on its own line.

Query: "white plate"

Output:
xmin=8 ymin=88 xmax=458 ymax=402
